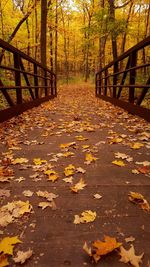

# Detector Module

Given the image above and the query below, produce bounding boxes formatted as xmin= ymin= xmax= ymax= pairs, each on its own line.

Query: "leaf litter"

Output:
xmin=0 ymin=84 xmax=149 ymax=266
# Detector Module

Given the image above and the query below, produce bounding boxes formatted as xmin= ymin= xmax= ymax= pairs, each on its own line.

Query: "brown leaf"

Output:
xmin=119 ymin=245 xmax=144 ymax=267
xmin=71 ymin=178 xmax=87 ymax=193
xmin=128 ymin=191 xmax=150 ymax=212
xmin=13 ymin=249 xmax=33 ymax=264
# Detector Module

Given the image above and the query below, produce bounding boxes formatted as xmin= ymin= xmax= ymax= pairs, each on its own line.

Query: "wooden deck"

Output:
xmin=0 ymin=84 xmax=150 ymax=267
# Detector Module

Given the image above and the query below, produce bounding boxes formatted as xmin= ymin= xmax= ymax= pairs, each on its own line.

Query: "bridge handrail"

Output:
xmin=0 ymin=38 xmax=57 ymax=123
xmin=0 ymin=38 xmax=55 ymax=75
xmin=95 ymin=36 xmax=150 ymax=121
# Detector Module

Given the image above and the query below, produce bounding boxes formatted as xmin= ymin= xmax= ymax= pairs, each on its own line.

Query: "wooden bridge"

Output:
xmin=0 ymin=38 xmax=150 ymax=267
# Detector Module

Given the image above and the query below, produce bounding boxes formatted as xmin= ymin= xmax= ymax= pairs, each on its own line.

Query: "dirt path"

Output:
xmin=0 ymin=83 xmax=150 ymax=267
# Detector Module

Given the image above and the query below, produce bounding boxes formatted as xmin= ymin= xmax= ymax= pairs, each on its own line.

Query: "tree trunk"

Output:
xmin=35 ymin=1 xmax=38 ymax=60
xmin=61 ymin=6 xmax=69 ymax=84
xmin=55 ymin=0 xmax=58 ymax=78
xmin=108 ymin=0 xmax=118 ymax=61
xmin=40 ymin=0 xmax=47 ymax=67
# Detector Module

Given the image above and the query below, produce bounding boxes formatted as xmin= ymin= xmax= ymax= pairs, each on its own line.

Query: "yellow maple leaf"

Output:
xmin=12 ymin=158 xmax=28 ymax=165
xmin=18 ymin=201 xmax=32 ymax=215
xmin=60 ymin=142 xmax=76 ymax=149
xmin=130 ymin=143 xmax=144 ymax=149
xmin=112 ymin=160 xmax=125 ymax=167
xmin=85 ymin=153 xmax=97 ymax=163
xmin=109 ymin=138 xmax=123 ymax=144
xmin=74 ymin=210 xmax=96 ymax=224
xmin=71 ymin=178 xmax=87 ymax=193
xmin=0 ymin=254 xmax=9 ymax=267
xmin=75 ymin=135 xmax=88 ymax=141
xmin=93 ymin=236 xmax=122 ymax=256
xmin=81 ymin=210 xmax=96 ymax=223
xmin=45 ymin=170 xmax=59 ymax=182
xmin=33 ymin=158 xmax=47 ymax=165
xmin=0 ymin=236 xmax=22 ymax=255
xmin=64 ymin=164 xmax=75 ymax=177
xmin=82 ymin=145 xmax=90 ymax=149
xmin=63 ymin=152 xmax=74 ymax=157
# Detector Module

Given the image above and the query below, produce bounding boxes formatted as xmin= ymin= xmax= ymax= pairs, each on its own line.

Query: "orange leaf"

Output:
xmin=93 ymin=235 xmax=122 ymax=256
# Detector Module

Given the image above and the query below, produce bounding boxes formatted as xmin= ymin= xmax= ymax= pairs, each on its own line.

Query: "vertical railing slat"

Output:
xmin=14 ymin=53 xmax=22 ymax=104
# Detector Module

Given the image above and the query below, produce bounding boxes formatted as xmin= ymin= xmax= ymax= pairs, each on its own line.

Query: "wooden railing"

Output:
xmin=96 ymin=36 xmax=150 ymax=121
xmin=0 ymin=38 xmax=56 ymax=123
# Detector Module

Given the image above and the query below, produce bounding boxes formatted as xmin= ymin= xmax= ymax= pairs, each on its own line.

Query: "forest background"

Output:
xmin=0 ymin=0 xmax=150 ymax=85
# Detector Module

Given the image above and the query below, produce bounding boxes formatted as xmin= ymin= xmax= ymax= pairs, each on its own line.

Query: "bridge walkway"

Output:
xmin=0 ymin=83 xmax=150 ymax=267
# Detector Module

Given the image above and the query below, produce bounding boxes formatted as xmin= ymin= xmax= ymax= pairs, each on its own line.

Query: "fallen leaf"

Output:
xmin=128 ymin=191 xmax=150 ymax=212
xmin=62 ymin=177 xmax=73 ymax=183
xmin=33 ymin=158 xmax=47 ymax=165
xmin=74 ymin=210 xmax=96 ymax=224
xmin=63 ymin=152 xmax=74 ymax=157
xmin=64 ymin=164 xmax=75 ymax=177
xmin=0 ymin=254 xmax=9 ymax=267
xmin=13 ymin=249 xmax=33 ymax=264
xmin=36 ymin=191 xmax=58 ymax=201
xmin=135 ymin=161 xmax=150 ymax=167
xmin=22 ymin=190 xmax=33 ymax=197
xmin=138 ymin=166 xmax=149 ymax=174
xmin=112 ymin=160 xmax=125 ymax=167
xmin=0 ymin=201 xmax=32 ymax=227
xmin=119 ymin=245 xmax=144 ymax=267
xmin=75 ymin=135 xmax=88 ymax=141
xmin=94 ymin=194 xmax=102 ymax=199
xmin=0 ymin=236 xmax=22 ymax=255
xmin=0 ymin=190 xmax=10 ymax=198
xmin=83 ymin=242 xmax=92 ymax=256
xmin=60 ymin=142 xmax=76 ymax=149
xmin=93 ymin=235 xmax=122 ymax=257
xmin=130 ymin=143 xmax=144 ymax=149
xmin=115 ymin=152 xmax=129 ymax=159
xmin=85 ymin=153 xmax=97 ymax=164
xmin=71 ymin=178 xmax=87 ymax=193
xmin=44 ymin=170 xmax=59 ymax=182
xmin=83 ymin=236 xmax=122 ymax=263
xmin=0 ymin=167 xmax=14 ymax=182
xmin=132 ymin=170 xmax=140 ymax=175
xmin=125 ymin=236 xmax=135 ymax=243
xmin=15 ymin=177 xmax=25 ymax=183
xmin=76 ymin=167 xmax=86 ymax=174
xmin=38 ymin=202 xmax=52 ymax=210
xmin=82 ymin=145 xmax=90 ymax=149
xmin=12 ymin=158 xmax=28 ymax=165
xmin=109 ymin=137 xmax=123 ymax=144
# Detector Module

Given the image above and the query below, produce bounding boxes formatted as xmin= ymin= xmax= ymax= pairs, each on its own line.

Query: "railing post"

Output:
xmin=14 ymin=53 xmax=22 ymax=104
xmin=44 ymin=70 xmax=48 ymax=96
xmin=129 ymin=51 xmax=137 ymax=103
xmin=54 ymin=74 xmax=57 ymax=96
xmin=51 ymin=73 xmax=54 ymax=96
xmin=113 ymin=62 xmax=118 ymax=98
xmin=95 ymin=73 xmax=98 ymax=96
xmin=95 ymin=72 xmax=102 ymax=96
xmin=104 ymin=69 xmax=107 ymax=96
xmin=34 ymin=64 xmax=39 ymax=98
